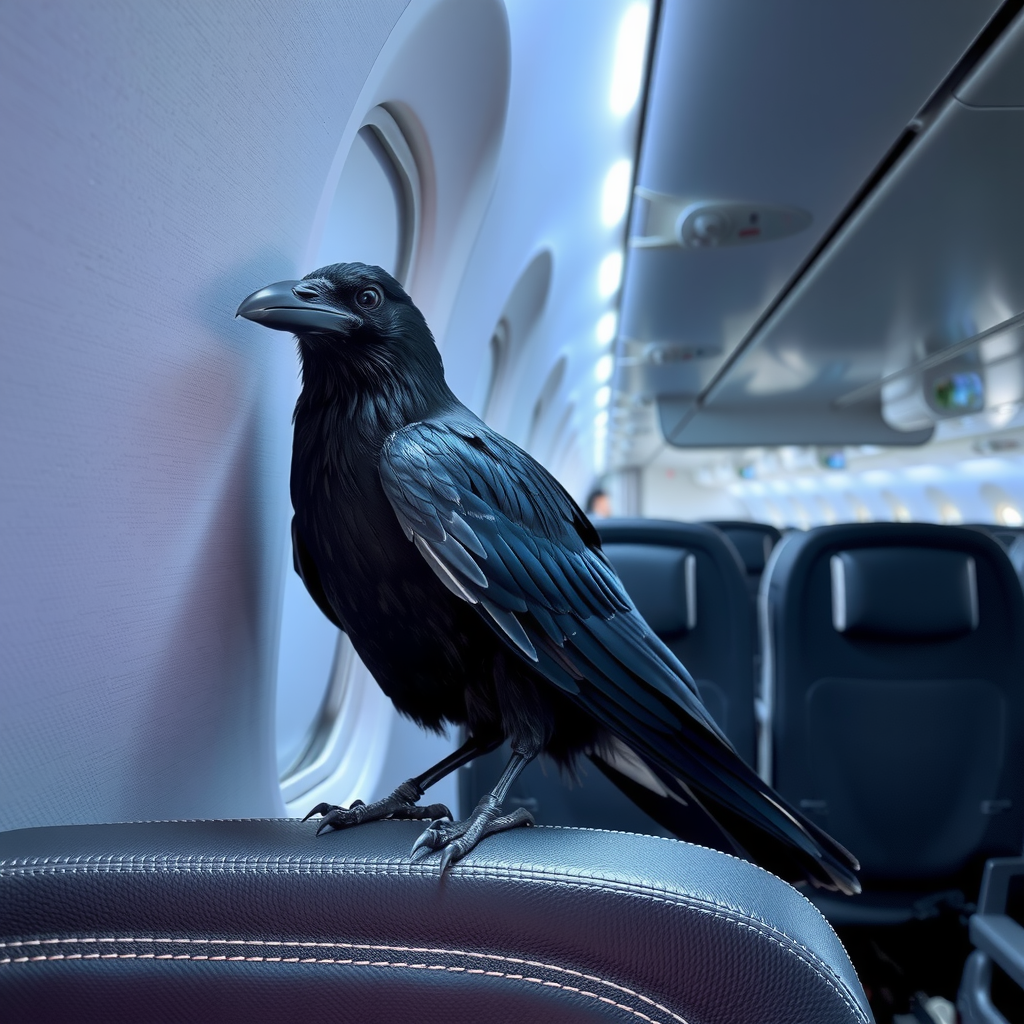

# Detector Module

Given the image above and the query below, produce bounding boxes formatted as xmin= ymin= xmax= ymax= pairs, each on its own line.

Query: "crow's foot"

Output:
xmin=411 ymin=794 xmax=534 ymax=872
xmin=305 ymin=780 xmax=452 ymax=836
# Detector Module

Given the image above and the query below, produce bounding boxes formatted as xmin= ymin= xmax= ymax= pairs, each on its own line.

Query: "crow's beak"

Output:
xmin=235 ymin=280 xmax=362 ymax=334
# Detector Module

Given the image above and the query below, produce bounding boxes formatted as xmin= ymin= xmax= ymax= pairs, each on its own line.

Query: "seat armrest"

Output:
xmin=1 ymin=818 xmax=872 ymax=1023
xmin=959 ymin=857 xmax=1024 ymax=1024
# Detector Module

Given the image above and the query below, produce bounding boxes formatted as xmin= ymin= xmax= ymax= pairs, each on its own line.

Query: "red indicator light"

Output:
xmin=738 ymin=227 xmax=761 ymax=238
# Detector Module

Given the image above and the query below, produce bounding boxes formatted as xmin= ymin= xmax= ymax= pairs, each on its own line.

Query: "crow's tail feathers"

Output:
xmin=589 ymin=740 xmax=861 ymax=896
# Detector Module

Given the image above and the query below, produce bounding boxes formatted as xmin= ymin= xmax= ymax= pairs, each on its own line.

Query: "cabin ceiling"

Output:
xmin=613 ymin=0 xmax=1024 ymax=465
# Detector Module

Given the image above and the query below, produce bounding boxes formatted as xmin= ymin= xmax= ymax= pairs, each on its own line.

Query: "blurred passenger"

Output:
xmin=586 ymin=487 xmax=612 ymax=519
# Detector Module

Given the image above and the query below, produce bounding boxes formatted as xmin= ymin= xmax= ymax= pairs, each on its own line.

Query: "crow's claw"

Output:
xmin=410 ymin=842 xmax=434 ymax=862
xmin=305 ymin=778 xmax=432 ymax=835
xmin=410 ymin=800 xmax=534 ymax=873
xmin=411 ymin=817 xmax=450 ymax=858
xmin=439 ymin=844 xmax=458 ymax=875
xmin=302 ymin=802 xmax=334 ymax=822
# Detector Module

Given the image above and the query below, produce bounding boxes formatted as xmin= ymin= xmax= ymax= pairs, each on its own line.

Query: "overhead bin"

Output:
xmin=616 ymin=0 xmax=1018 ymax=448
xmin=677 ymin=74 xmax=1024 ymax=445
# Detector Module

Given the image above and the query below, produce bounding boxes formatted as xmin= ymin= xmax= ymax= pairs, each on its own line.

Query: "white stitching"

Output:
xmin=0 ymin=857 xmax=856 ymax=990
xmin=0 ymin=887 xmax=864 ymax=1024
xmin=0 ymin=867 xmax=865 ymax=1020
xmin=0 ymin=851 xmax=866 ymax=1020
xmin=0 ymin=939 xmax=683 ymax=1023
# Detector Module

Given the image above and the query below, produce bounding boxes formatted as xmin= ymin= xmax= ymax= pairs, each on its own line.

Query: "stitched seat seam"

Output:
xmin=0 ymin=856 xmax=859 ymax=1009
xmin=0 ymin=875 xmax=865 ymax=1023
xmin=0 ymin=942 xmax=686 ymax=1023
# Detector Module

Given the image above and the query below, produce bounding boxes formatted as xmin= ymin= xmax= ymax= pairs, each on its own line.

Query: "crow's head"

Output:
xmin=237 ymin=262 xmax=443 ymax=385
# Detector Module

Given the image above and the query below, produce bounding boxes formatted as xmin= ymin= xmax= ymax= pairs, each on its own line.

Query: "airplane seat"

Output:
xmin=705 ymin=520 xmax=783 ymax=597
xmin=596 ymin=519 xmax=757 ymax=766
xmin=1009 ymin=536 xmax=1024 ymax=592
xmin=963 ymin=524 xmax=1024 ymax=551
xmin=761 ymin=523 xmax=1024 ymax=926
xmin=0 ymin=817 xmax=873 ymax=1024
xmin=459 ymin=519 xmax=757 ymax=836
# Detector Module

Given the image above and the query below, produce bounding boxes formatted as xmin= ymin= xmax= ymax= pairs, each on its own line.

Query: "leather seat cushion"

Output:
xmin=0 ymin=818 xmax=871 ymax=1023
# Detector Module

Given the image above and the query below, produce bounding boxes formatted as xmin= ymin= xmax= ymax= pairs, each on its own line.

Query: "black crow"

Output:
xmin=237 ymin=262 xmax=860 ymax=892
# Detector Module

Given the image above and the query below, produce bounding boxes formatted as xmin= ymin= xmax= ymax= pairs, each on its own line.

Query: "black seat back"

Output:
xmin=763 ymin=523 xmax=1024 ymax=890
xmin=706 ymin=520 xmax=782 ymax=596
xmin=459 ymin=519 xmax=756 ymax=834
xmin=963 ymin=523 xmax=1024 ymax=551
xmin=597 ymin=519 xmax=756 ymax=764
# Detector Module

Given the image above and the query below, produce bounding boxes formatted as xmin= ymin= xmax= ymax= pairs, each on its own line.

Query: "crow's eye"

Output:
xmin=355 ymin=287 xmax=382 ymax=310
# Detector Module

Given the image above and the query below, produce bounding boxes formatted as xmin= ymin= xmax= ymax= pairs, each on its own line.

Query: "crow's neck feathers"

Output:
xmin=293 ymin=325 xmax=459 ymax=468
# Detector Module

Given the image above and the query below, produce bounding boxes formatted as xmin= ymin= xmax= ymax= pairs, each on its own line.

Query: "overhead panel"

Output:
xmin=680 ymin=14 xmax=1024 ymax=447
xmin=956 ymin=9 xmax=1024 ymax=106
xmin=618 ymin=0 xmax=1000 ymax=445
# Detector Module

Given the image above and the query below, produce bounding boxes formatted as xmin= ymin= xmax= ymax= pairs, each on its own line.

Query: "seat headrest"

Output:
xmin=830 ymin=547 xmax=978 ymax=639
xmin=602 ymin=543 xmax=696 ymax=636
xmin=721 ymin=529 xmax=773 ymax=574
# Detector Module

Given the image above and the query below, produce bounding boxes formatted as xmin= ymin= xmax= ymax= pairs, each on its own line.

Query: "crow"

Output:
xmin=237 ymin=262 xmax=860 ymax=892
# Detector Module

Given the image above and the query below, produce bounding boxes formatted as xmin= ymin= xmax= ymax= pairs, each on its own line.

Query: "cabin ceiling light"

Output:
xmin=963 ymin=457 xmax=1010 ymax=477
xmin=594 ymin=409 xmax=610 ymax=429
xmin=595 ymin=385 xmax=612 ymax=408
xmin=925 ymin=486 xmax=961 ymax=524
xmin=602 ymin=159 xmax=633 ymax=226
xmin=609 ymin=3 xmax=650 ymax=116
xmin=997 ymin=503 xmax=1023 ymax=526
xmin=596 ymin=311 xmax=618 ymax=345
xmin=989 ymin=402 xmax=1020 ymax=429
xmin=598 ymin=252 xmax=623 ymax=297
xmin=595 ymin=354 xmax=614 ymax=384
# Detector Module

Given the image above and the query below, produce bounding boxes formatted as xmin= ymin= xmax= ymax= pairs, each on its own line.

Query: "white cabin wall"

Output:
xmin=0 ymin=0 xmax=409 ymax=831
xmin=441 ymin=1 xmax=650 ymax=504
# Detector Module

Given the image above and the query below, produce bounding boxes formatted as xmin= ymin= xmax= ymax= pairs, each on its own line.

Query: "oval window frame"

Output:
xmin=278 ymin=105 xmax=422 ymax=808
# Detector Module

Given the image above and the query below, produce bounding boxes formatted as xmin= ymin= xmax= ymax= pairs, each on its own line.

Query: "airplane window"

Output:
xmin=316 ymin=126 xmax=404 ymax=273
xmin=527 ymin=355 xmax=566 ymax=453
xmin=276 ymin=105 xmax=420 ymax=787
xmin=926 ymin=486 xmax=963 ymax=525
xmin=476 ymin=319 xmax=508 ymax=420
xmin=478 ymin=250 xmax=553 ymax=433
xmin=314 ymin=107 xmax=420 ymax=281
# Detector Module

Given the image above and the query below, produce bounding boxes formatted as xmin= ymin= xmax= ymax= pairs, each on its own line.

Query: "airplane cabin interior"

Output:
xmin=3 ymin=2 xmax=1024 ymax=1022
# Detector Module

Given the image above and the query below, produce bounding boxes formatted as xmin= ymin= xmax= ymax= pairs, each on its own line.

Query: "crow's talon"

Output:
xmin=411 ymin=817 xmax=453 ymax=856
xmin=410 ymin=841 xmax=435 ymax=862
xmin=439 ymin=844 xmax=458 ymax=875
xmin=302 ymin=802 xmax=334 ymax=822
xmin=410 ymin=804 xmax=535 ymax=872
xmin=305 ymin=779 xmax=433 ymax=834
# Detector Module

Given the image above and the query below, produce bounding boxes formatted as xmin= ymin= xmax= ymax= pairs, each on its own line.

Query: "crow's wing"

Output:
xmin=379 ymin=416 xmax=860 ymax=894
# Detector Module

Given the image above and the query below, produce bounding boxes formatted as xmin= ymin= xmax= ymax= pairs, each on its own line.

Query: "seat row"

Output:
xmin=460 ymin=518 xmax=1024 ymax=928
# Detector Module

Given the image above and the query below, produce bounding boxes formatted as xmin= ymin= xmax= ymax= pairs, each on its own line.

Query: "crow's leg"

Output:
xmin=412 ymin=745 xmax=537 ymax=872
xmin=305 ymin=733 xmax=501 ymax=836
